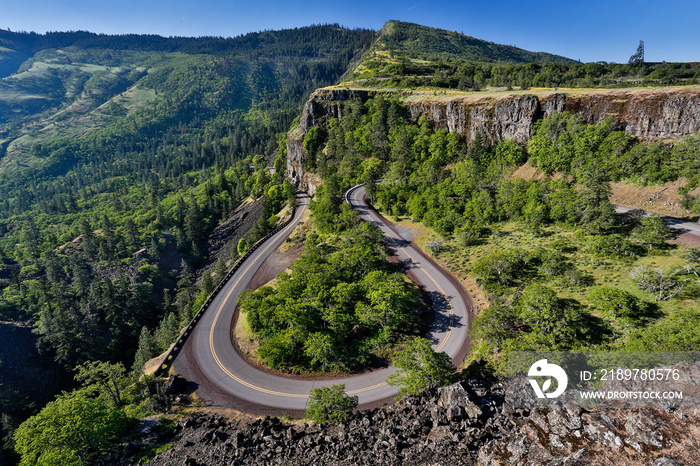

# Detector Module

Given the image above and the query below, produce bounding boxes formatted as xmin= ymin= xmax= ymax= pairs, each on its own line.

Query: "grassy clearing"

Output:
xmin=323 ymin=83 xmax=700 ymax=106
xmin=430 ymin=221 xmax=697 ymax=316
xmin=279 ymin=204 xmax=312 ymax=253
xmin=382 ymin=208 xmax=699 ymax=321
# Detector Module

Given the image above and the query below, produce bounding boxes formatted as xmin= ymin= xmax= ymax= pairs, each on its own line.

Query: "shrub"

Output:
xmin=305 ymin=384 xmax=358 ymax=424
xmin=587 ymin=287 xmax=646 ymax=319
xmin=387 ymin=337 xmax=455 ymax=396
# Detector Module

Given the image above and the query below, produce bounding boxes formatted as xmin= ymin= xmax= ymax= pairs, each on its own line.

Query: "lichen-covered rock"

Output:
xmin=436 ymin=381 xmax=482 ymax=420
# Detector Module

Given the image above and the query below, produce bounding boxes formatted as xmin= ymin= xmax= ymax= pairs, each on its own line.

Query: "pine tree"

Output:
xmin=580 ymin=165 xmax=616 ymax=234
xmin=201 ymin=271 xmax=214 ymax=295
xmin=213 ymin=258 xmax=227 ymax=286
xmin=154 ymin=313 xmax=181 ymax=352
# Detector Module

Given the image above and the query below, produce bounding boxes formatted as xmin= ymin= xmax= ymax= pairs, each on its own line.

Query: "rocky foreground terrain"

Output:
xmin=103 ymin=371 xmax=700 ymax=466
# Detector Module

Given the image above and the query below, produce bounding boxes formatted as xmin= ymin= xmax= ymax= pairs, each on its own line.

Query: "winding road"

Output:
xmin=173 ymin=187 xmax=472 ymax=414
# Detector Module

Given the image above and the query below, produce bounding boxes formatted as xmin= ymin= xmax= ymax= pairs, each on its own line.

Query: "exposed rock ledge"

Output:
xmin=103 ymin=369 xmax=700 ymax=465
xmin=288 ymin=86 xmax=700 ymax=192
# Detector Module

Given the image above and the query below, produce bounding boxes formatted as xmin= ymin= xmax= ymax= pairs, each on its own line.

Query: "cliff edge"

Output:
xmin=288 ymin=86 xmax=700 ymax=192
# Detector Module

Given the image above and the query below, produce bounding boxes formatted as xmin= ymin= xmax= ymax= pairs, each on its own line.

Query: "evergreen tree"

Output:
xmin=579 ymin=165 xmax=616 ymax=234
xmin=131 ymin=327 xmax=156 ymax=377
xmin=213 ymin=258 xmax=228 ymax=286
xmin=201 ymin=271 xmax=214 ymax=295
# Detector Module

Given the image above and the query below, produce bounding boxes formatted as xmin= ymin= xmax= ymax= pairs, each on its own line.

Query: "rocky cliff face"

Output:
xmin=287 ymin=89 xmax=398 ymax=193
xmin=287 ymin=87 xmax=700 ymax=192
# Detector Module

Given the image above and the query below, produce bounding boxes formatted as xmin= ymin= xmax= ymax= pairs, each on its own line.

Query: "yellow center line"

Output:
xmin=209 ymin=207 xmax=309 ymax=398
xmin=362 ymin=190 xmax=455 ymax=352
xmin=346 ymin=381 xmax=388 ymax=395
xmin=398 ymin=247 xmax=454 ymax=352
xmin=206 ymin=191 xmax=456 ymax=400
xmin=681 ymin=224 xmax=700 ymax=234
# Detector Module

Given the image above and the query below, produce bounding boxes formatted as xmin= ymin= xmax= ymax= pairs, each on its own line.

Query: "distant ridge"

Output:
xmin=371 ymin=20 xmax=577 ymax=64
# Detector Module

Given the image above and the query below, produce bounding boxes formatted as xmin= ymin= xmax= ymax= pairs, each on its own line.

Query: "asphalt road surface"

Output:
xmin=174 ymin=188 xmax=472 ymax=413
xmin=615 ymin=205 xmax=700 ymax=237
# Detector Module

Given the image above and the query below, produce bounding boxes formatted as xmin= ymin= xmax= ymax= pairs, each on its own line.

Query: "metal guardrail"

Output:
xmin=344 ymin=183 xmax=364 ymax=205
xmin=154 ymin=202 xmax=299 ymax=376
xmin=344 ymin=179 xmax=383 ymax=205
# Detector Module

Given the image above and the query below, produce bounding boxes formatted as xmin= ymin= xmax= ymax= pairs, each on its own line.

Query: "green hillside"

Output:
xmin=3 ymin=19 xmax=700 ymax=466
xmin=341 ymin=21 xmax=699 ymax=91
xmin=343 ymin=20 xmax=577 ymax=87
xmin=372 ymin=20 xmax=576 ymax=64
xmin=0 ymin=25 xmax=375 ymax=464
xmin=0 ymin=23 xmax=374 ymax=348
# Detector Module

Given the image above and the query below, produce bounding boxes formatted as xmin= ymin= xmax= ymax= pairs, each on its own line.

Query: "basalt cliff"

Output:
xmin=287 ymin=86 xmax=700 ymax=193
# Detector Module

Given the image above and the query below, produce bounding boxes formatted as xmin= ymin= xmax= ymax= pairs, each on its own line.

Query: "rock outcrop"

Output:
xmin=287 ymin=86 xmax=700 ymax=192
xmin=103 ymin=372 xmax=700 ymax=465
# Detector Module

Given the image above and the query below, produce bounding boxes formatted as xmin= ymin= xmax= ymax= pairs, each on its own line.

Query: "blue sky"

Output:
xmin=3 ymin=0 xmax=699 ymax=63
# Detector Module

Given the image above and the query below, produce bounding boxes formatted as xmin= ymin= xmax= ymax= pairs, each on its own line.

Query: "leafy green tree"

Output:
xmin=387 ymin=337 xmax=455 ymax=396
xmin=470 ymin=301 xmax=520 ymax=348
xmin=494 ymin=138 xmax=526 ymax=165
xmin=533 ymin=248 xmax=570 ymax=277
xmin=237 ymin=238 xmax=248 ymax=256
xmin=516 ymin=284 xmax=580 ymax=347
xmin=473 ymin=248 xmax=525 ymax=287
xmin=586 ymin=234 xmax=638 ymax=259
xmin=74 ymin=361 xmax=127 ymax=407
xmin=626 ymin=309 xmax=700 ymax=350
xmin=357 ymin=271 xmax=415 ymax=335
xmin=528 ymin=112 xmax=578 ymax=174
xmin=587 ymin=287 xmax=646 ymax=319
xmin=305 ymin=384 xmax=358 ymax=424
xmin=310 ymin=179 xmax=345 ymax=233
xmin=579 ymin=165 xmax=616 ymax=234
xmin=632 ymin=214 xmax=672 ymax=251
xmin=303 ymin=333 xmax=335 ymax=369
xmin=13 ymin=389 xmax=134 ymax=466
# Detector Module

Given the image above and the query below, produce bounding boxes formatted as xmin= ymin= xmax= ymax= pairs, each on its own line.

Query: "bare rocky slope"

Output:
xmin=288 ymin=86 xmax=700 ymax=193
xmin=104 ymin=367 xmax=700 ymax=465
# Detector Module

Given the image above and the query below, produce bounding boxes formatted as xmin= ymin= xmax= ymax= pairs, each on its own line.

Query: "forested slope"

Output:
xmin=289 ymin=91 xmax=700 ymax=369
xmin=340 ymin=21 xmax=700 ymax=90
xmin=0 ymin=24 xmax=375 ymax=464
xmin=5 ymin=18 xmax=700 ymax=465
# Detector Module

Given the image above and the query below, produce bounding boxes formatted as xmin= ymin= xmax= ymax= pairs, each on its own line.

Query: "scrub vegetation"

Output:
xmin=298 ymin=93 xmax=700 ymax=374
xmin=0 ymin=24 xmax=375 ymax=464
